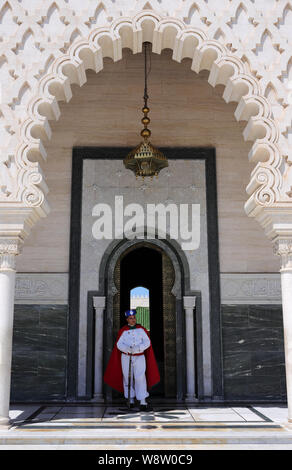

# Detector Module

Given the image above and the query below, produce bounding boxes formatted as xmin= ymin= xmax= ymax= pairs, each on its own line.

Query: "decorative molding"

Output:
xmin=13 ymin=273 xmax=283 ymax=304
xmin=14 ymin=273 xmax=69 ymax=304
xmin=220 ymin=273 xmax=282 ymax=304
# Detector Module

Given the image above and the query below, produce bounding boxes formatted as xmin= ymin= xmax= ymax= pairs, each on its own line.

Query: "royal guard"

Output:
xmin=103 ymin=309 xmax=160 ymax=411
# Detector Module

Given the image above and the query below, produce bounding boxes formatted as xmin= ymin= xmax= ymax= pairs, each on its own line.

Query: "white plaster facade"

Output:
xmin=131 ymin=296 xmax=150 ymax=309
xmin=1 ymin=0 xmax=292 ymax=425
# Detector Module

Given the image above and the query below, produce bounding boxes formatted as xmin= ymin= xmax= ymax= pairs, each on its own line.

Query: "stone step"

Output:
xmin=1 ymin=424 xmax=292 ymax=446
xmin=2 ymin=444 xmax=292 ymax=450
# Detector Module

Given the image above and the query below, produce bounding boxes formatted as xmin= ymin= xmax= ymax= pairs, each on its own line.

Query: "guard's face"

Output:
xmin=127 ymin=315 xmax=136 ymax=326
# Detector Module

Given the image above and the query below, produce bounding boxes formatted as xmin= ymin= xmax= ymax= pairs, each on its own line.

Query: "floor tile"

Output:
xmin=188 ymin=407 xmax=234 ymax=414
xmin=9 ymin=405 xmax=41 ymax=423
xmin=253 ymin=407 xmax=288 ymax=423
xmin=193 ymin=414 xmax=245 ymax=422
xmin=102 ymin=406 xmax=194 ymax=422
xmin=39 ymin=407 xmax=63 ymax=413
xmin=231 ymin=408 xmax=264 ymax=422
xmin=55 ymin=407 xmax=105 ymax=416
xmin=188 ymin=408 xmax=246 ymax=422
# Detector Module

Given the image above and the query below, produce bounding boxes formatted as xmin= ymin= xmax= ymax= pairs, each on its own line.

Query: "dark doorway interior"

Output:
xmin=120 ymin=245 xmax=164 ymax=396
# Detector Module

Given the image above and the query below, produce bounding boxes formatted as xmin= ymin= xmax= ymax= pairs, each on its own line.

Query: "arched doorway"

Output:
xmin=104 ymin=238 xmax=186 ymax=402
xmin=130 ymin=286 xmax=150 ymax=330
xmin=119 ymin=246 xmax=165 ymax=396
xmin=118 ymin=244 xmax=178 ymax=398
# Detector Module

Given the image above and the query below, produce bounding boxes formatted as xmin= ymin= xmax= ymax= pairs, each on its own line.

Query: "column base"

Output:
xmin=91 ymin=395 xmax=105 ymax=403
xmin=0 ymin=417 xmax=10 ymax=429
xmin=184 ymin=395 xmax=199 ymax=403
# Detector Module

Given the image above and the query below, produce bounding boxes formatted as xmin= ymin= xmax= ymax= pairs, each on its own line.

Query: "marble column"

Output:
xmin=92 ymin=296 xmax=106 ymax=402
xmin=0 ymin=240 xmax=20 ymax=426
xmin=183 ymin=296 xmax=197 ymax=402
xmin=274 ymin=239 xmax=292 ymax=422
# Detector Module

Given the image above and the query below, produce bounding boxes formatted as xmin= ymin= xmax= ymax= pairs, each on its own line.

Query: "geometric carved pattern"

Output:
xmin=14 ymin=273 xmax=69 ymax=302
xmin=162 ymin=250 xmax=177 ymax=397
xmin=220 ymin=273 xmax=281 ymax=304
xmin=1 ymin=0 xmax=291 ymax=419
xmin=0 ymin=1 xmax=292 ymax=232
xmin=113 ymin=257 xmax=121 ymax=342
xmin=12 ymin=272 xmax=282 ymax=304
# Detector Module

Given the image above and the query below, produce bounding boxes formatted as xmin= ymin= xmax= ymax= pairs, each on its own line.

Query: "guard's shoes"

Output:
xmin=139 ymin=404 xmax=153 ymax=412
xmin=125 ymin=400 xmax=136 ymax=409
xmin=126 ymin=403 xmax=135 ymax=409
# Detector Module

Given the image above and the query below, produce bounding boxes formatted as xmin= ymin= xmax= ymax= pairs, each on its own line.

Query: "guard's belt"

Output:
xmin=122 ymin=351 xmax=144 ymax=356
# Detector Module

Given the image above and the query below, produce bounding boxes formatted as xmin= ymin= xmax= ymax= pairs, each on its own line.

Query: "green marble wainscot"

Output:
xmin=10 ymin=304 xmax=68 ymax=401
xmin=221 ymin=304 xmax=287 ymax=402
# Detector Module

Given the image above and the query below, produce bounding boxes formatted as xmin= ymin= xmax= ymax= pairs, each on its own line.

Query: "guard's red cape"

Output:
xmin=103 ymin=324 xmax=160 ymax=393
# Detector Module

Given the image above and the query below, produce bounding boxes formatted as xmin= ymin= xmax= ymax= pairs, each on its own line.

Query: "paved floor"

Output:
xmin=1 ymin=403 xmax=292 ymax=449
xmin=8 ymin=403 xmax=289 ymax=427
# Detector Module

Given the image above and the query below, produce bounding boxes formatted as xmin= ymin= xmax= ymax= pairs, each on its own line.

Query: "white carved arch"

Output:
xmin=1 ymin=10 xmax=287 ymax=222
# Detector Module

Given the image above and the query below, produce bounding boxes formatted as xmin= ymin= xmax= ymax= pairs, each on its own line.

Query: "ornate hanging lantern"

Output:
xmin=123 ymin=42 xmax=168 ymax=179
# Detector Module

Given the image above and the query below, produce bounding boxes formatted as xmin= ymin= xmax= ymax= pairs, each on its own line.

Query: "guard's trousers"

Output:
xmin=121 ymin=353 xmax=149 ymax=401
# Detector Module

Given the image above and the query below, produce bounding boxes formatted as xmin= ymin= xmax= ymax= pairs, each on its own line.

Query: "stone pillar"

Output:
xmin=0 ymin=240 xmax=20 ymax=426
xmin=183 ymin=296 xmax=197 ymax=402
xmin=274 ymin=239 xmax=292 ymax=422
xmin=92 ymin=296 xmax=106 ymax=402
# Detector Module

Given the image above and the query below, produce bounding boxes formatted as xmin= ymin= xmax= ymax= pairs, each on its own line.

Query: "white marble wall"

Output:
xmin=131 ymin=296 xmax=149 ymax=308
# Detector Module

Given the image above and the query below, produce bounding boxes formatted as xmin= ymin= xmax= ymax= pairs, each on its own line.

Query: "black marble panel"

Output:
xmin=38 ymin=352 xmax=67 ymax=377
xmin=12 ymin=329 xmax=43 ymax=352
xmin=221 ymin=304 xmax=286 ymax=402
xmin=248 ymin=305 xmax=284 ymax=328
xmin=10 ymin=304 xmax=68 ymax=401
xmin=251 ymin=351 xmax=286 ymax=377
xmin=35 ymin=327 xmax=67 ymax=353
xmin=221 ymin=305 xmax=249 ymax=328
xmin=224 ymin=376 xmax=283 ymax=400
xmin=281 ymin=375 xmax=288 ymax=400
xmin=13 ymin=304 xmax=39 ymax=329
xmin=12 ymin=378 xmax=67 ymax=401
xmin=11 ymin=351 xmax=38 ymax=375
xmin=222 ymin=327 xmax=284 ymax=352
xmin=38 ymin=304 xmax=68 ymax=329
xmin=223 ymin=352 xmax=252 ymax=377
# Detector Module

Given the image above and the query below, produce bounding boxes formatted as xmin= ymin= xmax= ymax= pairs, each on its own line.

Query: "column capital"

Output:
xmin=183 ymin=296 xmax=196 ymax=310
xmin=0 ymin=238 xmax=22 ymax=271
xmin=273 ymin=238 xmax=292 ymax=271
xmin=93 ymin=296 xmax=106 ymax=310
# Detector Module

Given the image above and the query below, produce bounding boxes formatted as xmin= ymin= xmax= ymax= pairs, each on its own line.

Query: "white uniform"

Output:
xmin=117 ymin=327 xmax=151 ymax=401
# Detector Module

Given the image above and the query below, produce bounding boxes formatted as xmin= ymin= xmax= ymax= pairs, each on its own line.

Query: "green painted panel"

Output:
xmin=136 ymin=306 xmax=150 ymax=331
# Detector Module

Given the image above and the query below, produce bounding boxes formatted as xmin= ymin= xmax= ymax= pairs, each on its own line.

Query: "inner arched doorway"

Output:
xmin=120 ymin=244 xmax=176 ymax=398
xmin=104 ymin=239 xmax=186 ymax=402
